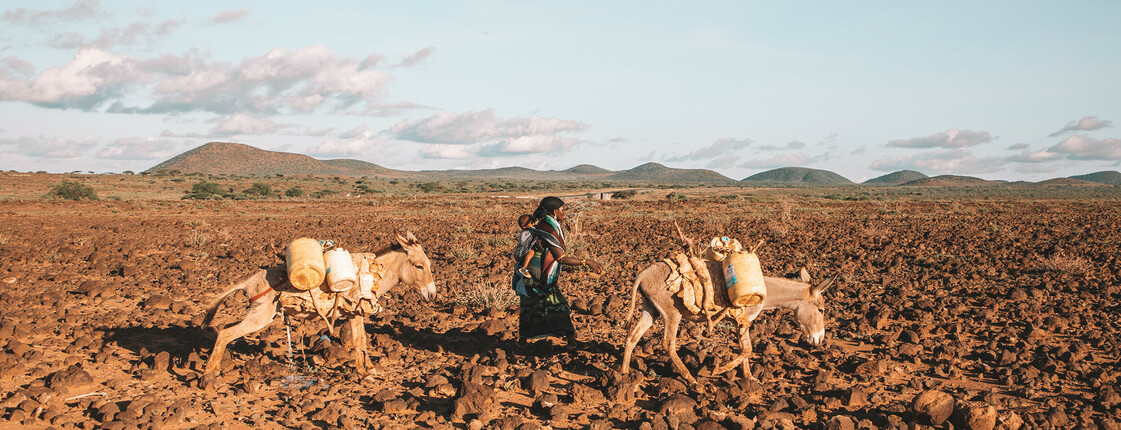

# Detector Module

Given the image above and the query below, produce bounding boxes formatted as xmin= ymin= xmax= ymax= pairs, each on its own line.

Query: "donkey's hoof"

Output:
xmin=198 ymin=373 xmax=218 ymax=390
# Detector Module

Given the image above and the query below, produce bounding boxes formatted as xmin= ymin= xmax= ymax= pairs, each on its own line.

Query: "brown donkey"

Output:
xmin=200 ymin=233 xmax=436 ymax=377
xmin=621 ymin=261 xmax=832 ymax=384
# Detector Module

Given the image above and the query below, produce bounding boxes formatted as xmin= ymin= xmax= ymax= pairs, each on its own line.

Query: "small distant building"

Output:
xmin=594 ymin=192 xmax=613 ymax=200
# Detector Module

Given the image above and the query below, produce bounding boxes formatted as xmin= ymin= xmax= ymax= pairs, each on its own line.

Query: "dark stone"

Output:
xmin=912 ymin=390 xmax=955 ymax=425
xmin=525 ymin=370 xmax=549 ymax=394
xmin=453 ymin=381 xmax=497 ymax=420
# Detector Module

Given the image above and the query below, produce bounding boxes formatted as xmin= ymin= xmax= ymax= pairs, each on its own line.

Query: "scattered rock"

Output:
xmin=953 ymin=402 xmax=998 ymax=430
xmin=912 ymin=390 xmax=955 ymax=425
xmin=452 ymin=381 xmax=497 ymax=420
xmin=47 ymin=364 xmax=94 ymax=396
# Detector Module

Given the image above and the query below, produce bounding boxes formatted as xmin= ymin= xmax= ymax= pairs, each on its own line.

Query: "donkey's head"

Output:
xmin=393 ymin=231 xmax=437 ymax=301
xmin=793 ymin=268 xmax=833 ymax=347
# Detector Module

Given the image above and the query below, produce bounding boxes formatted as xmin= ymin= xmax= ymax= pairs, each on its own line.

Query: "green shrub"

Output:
xmin=311 ymin=189 xmax=338 ymax=198
xmin=48 ymin=180 xmax=99 ymax=201
xmin=613 ymin=190 xmax=638 ymax=199
xmin=183 ymin=181 xmax=226 ymax=200
xmin=666 ymin=192 xmax=687 ymax=201
xmin=285 ymin=186 xmax=305 ymax=198
xmin=417 ymin=182 xmax=441 ymax=193
xmin=244 ymin=183 xmax=274 ymax=197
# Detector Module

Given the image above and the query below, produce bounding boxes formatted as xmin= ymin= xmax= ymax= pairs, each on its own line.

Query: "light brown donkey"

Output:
xmin=621 ymin=260 xmax=832 ymax=384
xmin=200 ymin=233 xmax=436 ymax=377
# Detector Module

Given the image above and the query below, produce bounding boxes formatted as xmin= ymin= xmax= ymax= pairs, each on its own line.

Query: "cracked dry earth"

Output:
xmin=1 ymin=194 xmax=1119 ymax=429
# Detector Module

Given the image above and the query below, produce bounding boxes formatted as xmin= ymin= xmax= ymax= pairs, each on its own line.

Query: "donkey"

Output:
xmin=200 ymin=232 xmax=437 ymax=377
xmin=621 ymin=260 xmax=832 ymax=384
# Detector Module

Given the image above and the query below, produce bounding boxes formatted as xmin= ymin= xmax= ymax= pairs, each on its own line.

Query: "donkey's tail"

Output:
xmin=201 ymin=283 xmax=246 ymax=327
xmin=624 ymin=272 xmax=643 ymax=323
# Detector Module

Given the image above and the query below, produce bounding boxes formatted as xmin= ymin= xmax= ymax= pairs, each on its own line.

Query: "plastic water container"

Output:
xmin=324 ymin=248 xmax=357 ymax=292
xmin=286 ymin=238 xmax=325 ymax=290
xmin=723 ymin=251 xmax=766 ymax=307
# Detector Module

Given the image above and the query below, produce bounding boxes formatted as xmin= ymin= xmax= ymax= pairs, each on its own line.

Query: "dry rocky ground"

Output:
xmin=1 ymin=189 xmax=1120 ymax=429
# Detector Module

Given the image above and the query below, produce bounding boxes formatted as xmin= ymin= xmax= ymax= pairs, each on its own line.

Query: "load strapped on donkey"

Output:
xmin=283 ymin=237 xmax=384 ymax=329
xmin=661 ymin=233 xmax=768 ymax=328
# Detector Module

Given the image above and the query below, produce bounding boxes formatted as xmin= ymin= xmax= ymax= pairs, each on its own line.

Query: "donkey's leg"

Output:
xmin=621 ymin=300 xmax=656 ymax=374
xmin=713 ymin=323 xmax=754 ymax=378
xmin=340 ymin=315 xmax=370 ymax=376
xmin=662 ymin=310 xmax=695 ymax=384
xmin=738 ymin=324 xmax=754 ymax=380
xmin=204 ymin=301 xmax=279 ymax=375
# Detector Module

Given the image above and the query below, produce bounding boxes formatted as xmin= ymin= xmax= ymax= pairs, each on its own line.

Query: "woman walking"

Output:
xmin=519 ymin=196 xmax=604 ymax=342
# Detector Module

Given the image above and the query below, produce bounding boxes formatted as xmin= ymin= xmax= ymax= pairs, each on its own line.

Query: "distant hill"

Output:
xmin=321 ymin=159 xmax=404 ymax=177
xmin=864 ymin=170 xmax=928 ymax=185
xmin=900 ymin=175 xmax=1007 ymax=187
xmin=1070 ymin=170 xmax=1121 ymax=185
xmin=742 ymin=167 xmax=853 ymax=184
xmin=608 ymin=162 xmax=736 ymax=183
xmin=146 ymin=142 xmax=403 ymax=177
xmin=562 ymin=164 xmax=613 ymax=175
xmin=1034 ymin=178 xmax=1102 ymax=186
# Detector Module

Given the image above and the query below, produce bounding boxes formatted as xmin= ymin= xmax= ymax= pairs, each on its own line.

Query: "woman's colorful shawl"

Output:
xmin=533 ymin=215 xmax=566 ymax=285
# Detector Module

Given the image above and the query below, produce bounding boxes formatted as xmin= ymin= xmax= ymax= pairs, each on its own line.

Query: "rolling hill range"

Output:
xmin=145 ymin=142 xmax=734 ymax=183
xmin=146 ymin=142 xmax=1121 ymax=186
xmin=146 ymin=142 xmax=407 ymax=177
xmin=1070 ymin=170 xmax=1121 ymax=185
xmin=900 ymin=175 xmax=1008 ymax=186
xmin=864 ymin=170 xmax=928 ymax=185
xmin=741 ymin=167 xmax=853 ymax=184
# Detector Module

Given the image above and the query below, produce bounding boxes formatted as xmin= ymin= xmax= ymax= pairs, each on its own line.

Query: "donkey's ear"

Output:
xmin=405 ymin=231 xmax=418 ymax=243
xmin=395 ymin=233 xmax=409 ymax=248
xmin=814 ymin=275 xmax=838 ymax=295
xmin=799 ymin=267 xmax=812 ymax=283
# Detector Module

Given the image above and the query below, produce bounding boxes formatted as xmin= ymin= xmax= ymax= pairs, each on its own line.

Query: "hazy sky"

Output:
xmin=1 ymin=1 xmax=1119 ymax=181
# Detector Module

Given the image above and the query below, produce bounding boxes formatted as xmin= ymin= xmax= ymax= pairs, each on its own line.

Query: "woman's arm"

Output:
xmin=548 ymin=246 xmax=604 ymax=272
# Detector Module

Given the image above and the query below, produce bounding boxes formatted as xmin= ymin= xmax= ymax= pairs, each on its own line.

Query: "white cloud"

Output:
xmin=755 ymin=140 xmax=807 ymax=151
xmin=211 ymin=113 xmax=291 ymax=135
xmin=1048 ymin=135 xmax=1121 ymax=160
xmin=49 ymin=19 xmax=183 ymax=50
xmin=211 ymin=9 xmax=251 ymax=24
xmin=391 ymin=109 xmax=585 ymax=147
xmin=870 ymin=148 xmax=1003 ymax=174
xmin=397 ymin=47 xmax=435 ymax=67
xmin=305 ymin=138 xmax=381 ymax=158
xmin=0 ymin=57 xmax=35 ymax=77
xmin=305 ymin=124 xmax=385 ymax=157
xmin=887 ymin=129 xmax=992 ymax=148
xmin=478 ymin=135 xmax=581 ymax=156
xmin=740 ymin=153 xmax=809 ymax=169
xmin=1014 ymin=164 xmax=1061 ymax=174
xmin=1005 ymin=149 xmax=1061 ymax=163
xmin=0 ymin=135 xmax=97 ymax=158
xmin=1049 ymin=116 xmax=1112 ymax=137
xmin=0 ymin=45 xmax=394 ymax=115
xmin=665 ymin=138 xmax=752 ymax=163
xmin=97 ymin=136 xmax=183 ymax=159
xmin=0 ymin=48 xmax=145 ymax=109
xmin=418 ymin=144 xmax=478 ymax=159
xmin=2 ymin=0 xmax=106 ymax=25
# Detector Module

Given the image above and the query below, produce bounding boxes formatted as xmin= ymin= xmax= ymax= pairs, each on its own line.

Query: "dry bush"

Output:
xmin=456 ymin=283 xmax=518 ymax=310
xmin=1036 ymin=253 xmax=1092 ymax=275
xmin=452 ymin=245 xmax=476 ymax=260
xmin=767 ymin=220 xmax=790 ymax=238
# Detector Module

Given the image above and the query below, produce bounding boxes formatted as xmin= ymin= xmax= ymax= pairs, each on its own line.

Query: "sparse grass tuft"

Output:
xmin=188 ymin=230 xmax=211 ymax=247
xmin=452 ymin=245 xmax=476 ymax=260
xmin=0 ymin=235 xmax=7 ymax=246
xmin=455 ymin=283 xmax=519 ymax=310
xmin=1036 ymin=253 xmax=1092 ymax=275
